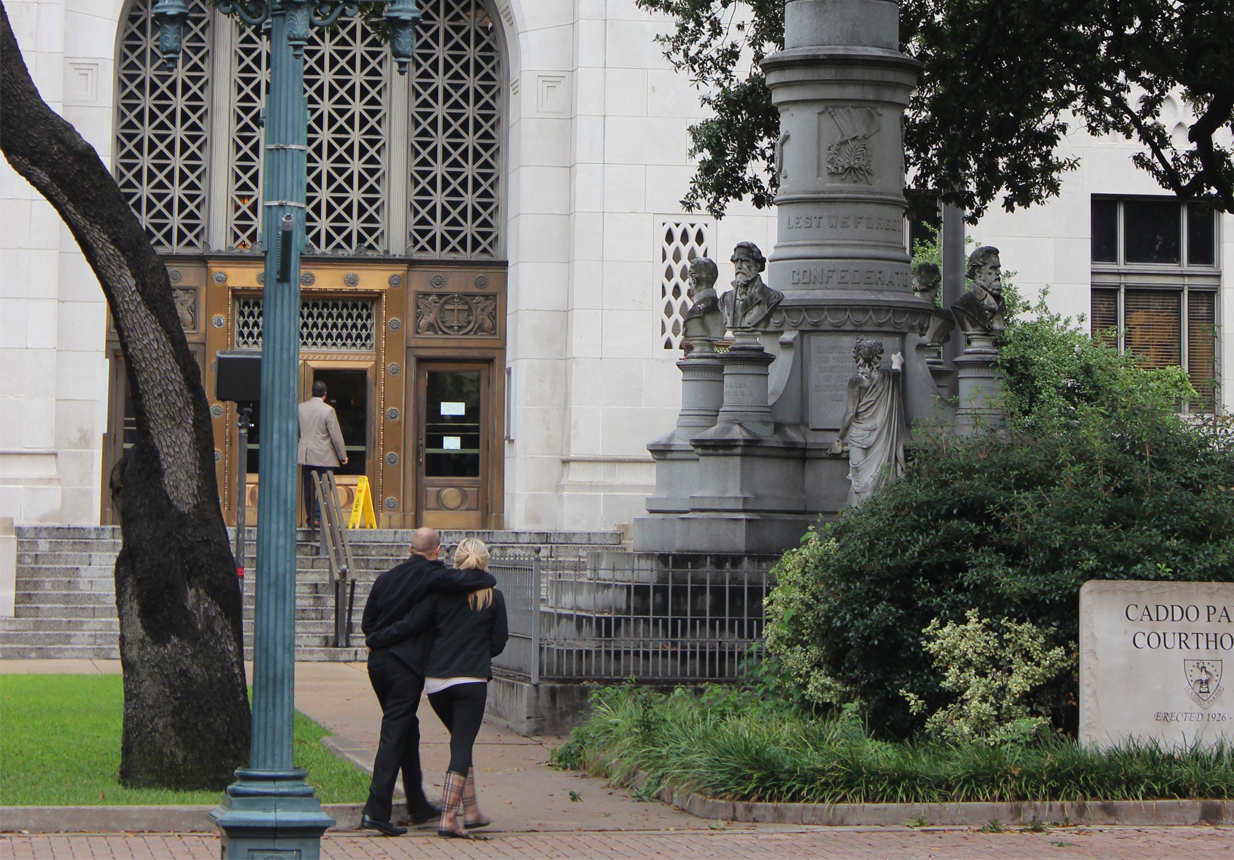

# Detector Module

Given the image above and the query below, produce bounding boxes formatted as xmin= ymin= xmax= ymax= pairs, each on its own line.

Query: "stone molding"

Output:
xmin=767 ymin=305 xmax=933 ymax=334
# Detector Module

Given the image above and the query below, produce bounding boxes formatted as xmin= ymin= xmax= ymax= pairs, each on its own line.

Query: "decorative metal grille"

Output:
xmin=660 ymin=221 xmax=711 ymax=349
xmin=118 ymin=0 xmax=504 ymax=259
xmin=115 ymin=0 xmax=212 ymax=253
xmin=230 ymin=17 xmax=389 ymax=254
xmin=234 ymin=298 xmax=377 ymax=351
xmin=410 ymin=0 xmax=503 ymax=259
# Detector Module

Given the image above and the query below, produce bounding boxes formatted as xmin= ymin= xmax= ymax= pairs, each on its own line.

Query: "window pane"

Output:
xmin=1124 ymin=291 xmax=1180 ymax=368
xmin=1091 ymin=289 xmax=1118 ymax=347
xmin=1091 ymin=198 xmax=1118 ymax=262
xmin=424 ymin=371 xmax=482 ymax=478
xmin=1188 ymin=292 xmax=1216 ymax=410
xmin=906 ymin=190 xmax=941 ymax=254
xmin=1124 ymin=200 xmax=1181 ymax=264
xmin=1187 ymin=204 xmax=1216 ymax=266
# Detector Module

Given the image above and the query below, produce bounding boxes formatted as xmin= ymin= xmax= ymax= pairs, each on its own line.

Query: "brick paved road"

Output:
xmin=3 ymin=826 xmax=1231 ymax=859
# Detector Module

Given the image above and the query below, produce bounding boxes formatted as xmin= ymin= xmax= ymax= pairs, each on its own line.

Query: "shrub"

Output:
xmin=763 ymin=302 xmax=1234 ymax=737
xmin=901 ymin=610 xmax=1074 ymax=746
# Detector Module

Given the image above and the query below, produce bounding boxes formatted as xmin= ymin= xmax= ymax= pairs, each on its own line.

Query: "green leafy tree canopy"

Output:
xmin=636 ymin=0 xmax=1234 ymax=219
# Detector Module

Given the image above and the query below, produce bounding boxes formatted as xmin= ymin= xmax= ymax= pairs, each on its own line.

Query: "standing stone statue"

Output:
xmin=682 ymin=257 xmax=726 ymax=347
xmin=720 ymin=242 xmax=783 ymax=330
xmin=830 ymin=338 xmax=908 ymax=506
xmin=951 ymin=246 xmax=1006 ymax=340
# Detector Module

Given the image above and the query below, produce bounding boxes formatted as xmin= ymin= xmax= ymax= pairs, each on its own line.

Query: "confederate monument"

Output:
xmin=636 ymin=0 xmax=951 ymax=553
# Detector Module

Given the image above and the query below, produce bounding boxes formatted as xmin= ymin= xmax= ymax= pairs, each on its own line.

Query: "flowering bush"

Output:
xmin=902 ymin=609 xmax=1074 ymax=746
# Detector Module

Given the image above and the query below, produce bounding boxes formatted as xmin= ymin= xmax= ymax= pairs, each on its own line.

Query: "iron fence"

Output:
xmin=488 ymin=551 xmax=776 ymax=684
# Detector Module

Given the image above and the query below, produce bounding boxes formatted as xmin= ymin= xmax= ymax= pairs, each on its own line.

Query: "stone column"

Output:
xmin=761 ymin=0 xmax=933 ymax=518
xmin=954 ymin=341 xmax=1002 ymax=435
xmin=643 ymin=342 xmax=724 ymax=517
xmin=715 ymin=332 xmax=776 ymax=436
xmin=675 ymin=342 xmax=725 ymax=438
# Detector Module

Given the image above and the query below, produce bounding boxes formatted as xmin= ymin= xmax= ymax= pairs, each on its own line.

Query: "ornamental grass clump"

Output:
xmin=551 ymin=685 xmax=1233 ymax=805
xmin=902 ymin=610 xmax=1074 ymax=746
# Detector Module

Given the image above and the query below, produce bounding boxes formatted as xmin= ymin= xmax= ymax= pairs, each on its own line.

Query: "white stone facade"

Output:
xmin=0 ymin=0 xmax=1227 ymax=530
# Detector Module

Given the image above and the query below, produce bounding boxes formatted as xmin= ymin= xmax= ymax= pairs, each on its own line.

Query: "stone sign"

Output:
xmin=1080 ymin=580 xmax=1234 ymax=750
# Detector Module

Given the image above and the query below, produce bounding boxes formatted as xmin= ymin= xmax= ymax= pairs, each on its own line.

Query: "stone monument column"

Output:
xmin=760 ymin=0 xmax=934 ymax=515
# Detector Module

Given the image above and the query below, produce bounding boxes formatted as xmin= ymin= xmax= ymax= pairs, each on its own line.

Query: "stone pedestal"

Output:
xmin=715 ymin=333 xmax=776 ymax=434
xmin=954 ymin=347 xmax=1002 ymax=435
xmin=644 ymin=347 xmax=724 ymax=515
xmin=677 ymin=346 xmax=726 ymax=436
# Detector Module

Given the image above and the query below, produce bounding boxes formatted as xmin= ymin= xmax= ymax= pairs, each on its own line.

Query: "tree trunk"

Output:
xmin=1 ymin=3 xmax=250 ymax=790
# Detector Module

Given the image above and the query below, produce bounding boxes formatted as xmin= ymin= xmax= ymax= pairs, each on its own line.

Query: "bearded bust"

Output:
xmin=950 ymin=246 xmax=1005 ymax=337
xmin=719 ymin=242 xmax=783 ymax=331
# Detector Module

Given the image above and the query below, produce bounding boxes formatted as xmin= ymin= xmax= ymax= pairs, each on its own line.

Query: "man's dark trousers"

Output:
xmin=363 ymin=648 xmax=431 ymax=821
xmin=302 ymin=464 xmax=333 ymax=527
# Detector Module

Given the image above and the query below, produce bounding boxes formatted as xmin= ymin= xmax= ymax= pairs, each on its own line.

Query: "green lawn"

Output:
xmin=0 ymin=674 xmax=369 ymax=806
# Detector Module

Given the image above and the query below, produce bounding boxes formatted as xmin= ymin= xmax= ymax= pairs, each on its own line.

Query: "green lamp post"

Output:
xmin=151 ymin=1 xmax=420 ymax=856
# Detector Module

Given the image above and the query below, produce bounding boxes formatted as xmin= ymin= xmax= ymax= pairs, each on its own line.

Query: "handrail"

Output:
xmin=312 ymin=471 xmax=356 ymax=647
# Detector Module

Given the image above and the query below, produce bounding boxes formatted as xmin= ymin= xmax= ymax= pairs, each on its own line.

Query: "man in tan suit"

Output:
xmin=298 ymin=380 xmax=347 ymax=528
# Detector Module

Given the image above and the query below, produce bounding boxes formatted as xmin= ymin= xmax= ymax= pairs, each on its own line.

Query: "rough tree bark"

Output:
xmin=1 ymin=3 xmax=250 ymax=789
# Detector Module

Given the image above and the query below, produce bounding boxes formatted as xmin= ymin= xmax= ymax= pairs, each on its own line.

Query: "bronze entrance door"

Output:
xmin=416 ymin=363 xmax=489 ymax=529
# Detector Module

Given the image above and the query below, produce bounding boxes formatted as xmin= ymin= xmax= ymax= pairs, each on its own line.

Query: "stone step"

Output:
xmin=17 ymin=552 xmax=126 ymax=567
xmin=0 ymin=644 xmax=121 ymax=660
xmin=0 ymin=643 xmax=363 ymax=661
xmin=12 ymin=583 xmax=117 ymax=594
xmin=15 ymin=591 xmax=115 ymax=607
xmin=0 ymin=618 xmax=120 ymax=633
xmin=13 ymin=604 xmax=118 ymax=619
xmin=0 ymin=630 xmax=120 ymax=646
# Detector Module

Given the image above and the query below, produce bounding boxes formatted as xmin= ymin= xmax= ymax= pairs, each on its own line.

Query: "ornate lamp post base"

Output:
xmin=211 ymin=769 xmax=335 ymax=858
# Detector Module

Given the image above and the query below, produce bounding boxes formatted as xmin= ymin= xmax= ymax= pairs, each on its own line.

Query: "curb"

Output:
xmin=0 ymin=804 xmax=372 ymax=834
xmin=636 ymin=776 xmax=1232 ymax=827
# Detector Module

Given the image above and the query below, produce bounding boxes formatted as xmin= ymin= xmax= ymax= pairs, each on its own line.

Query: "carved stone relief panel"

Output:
xmin=173 ymin=287 xmax=198 ymax=332
xmin=414 ymin=293 xmax=498 ymax=337
xmin=818 ymin=106 xmax=880 ymax=184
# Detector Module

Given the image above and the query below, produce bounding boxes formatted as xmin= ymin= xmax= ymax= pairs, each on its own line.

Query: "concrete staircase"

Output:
xmin=0 ymin=526 xmax=622 ymax=661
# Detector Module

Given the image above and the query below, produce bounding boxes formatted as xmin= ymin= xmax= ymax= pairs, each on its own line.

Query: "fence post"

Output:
xmin=531 ymin=546 xmax=541 ymax=686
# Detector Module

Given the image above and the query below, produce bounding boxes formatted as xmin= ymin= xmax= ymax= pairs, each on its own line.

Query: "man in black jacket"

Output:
xmin=359 ymin=528 xmax=496 ymax=836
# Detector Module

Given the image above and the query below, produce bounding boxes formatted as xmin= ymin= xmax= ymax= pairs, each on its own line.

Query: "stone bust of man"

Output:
xmin=682 ymin=256 xmax=726 ymax=345
xmin=720 ymin=241 xmax=784 ymax=331
xmin=950 ymin=246 xmax=1005 ymax=337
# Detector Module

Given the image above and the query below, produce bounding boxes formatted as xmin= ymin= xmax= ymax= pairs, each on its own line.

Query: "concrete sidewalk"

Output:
xmin=3 ymin=826 xmax=1233 ymax=859
xmin=294 ymin=661 xmax=717 ymax=833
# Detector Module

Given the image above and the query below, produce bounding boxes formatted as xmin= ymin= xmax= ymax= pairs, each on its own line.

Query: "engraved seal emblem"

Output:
xmin=1185 ymin=659 xmax=1224 ymax=709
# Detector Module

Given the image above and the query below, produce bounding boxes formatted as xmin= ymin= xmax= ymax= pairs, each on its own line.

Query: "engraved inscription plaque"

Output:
xmin=808 ymin=334 xmax=857 ymax=430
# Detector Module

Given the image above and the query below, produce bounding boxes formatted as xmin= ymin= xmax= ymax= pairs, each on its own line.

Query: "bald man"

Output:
xmin=358 ymin=528 xmax=496 ymax=836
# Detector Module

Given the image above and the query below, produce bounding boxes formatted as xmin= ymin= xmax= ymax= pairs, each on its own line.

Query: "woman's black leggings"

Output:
xmin=427 ymin=682 xmax=488 ymax=775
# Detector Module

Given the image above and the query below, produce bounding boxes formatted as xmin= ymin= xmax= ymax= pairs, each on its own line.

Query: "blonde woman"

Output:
xmin=366 ymin=537 xmax=508 ymax=838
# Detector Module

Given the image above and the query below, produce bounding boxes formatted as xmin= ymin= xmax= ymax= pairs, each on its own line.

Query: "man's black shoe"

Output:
xmin=408 ymin=801 xmax=443 ymax=825
xmin=361 ymin=815 xmax=407 ymax=837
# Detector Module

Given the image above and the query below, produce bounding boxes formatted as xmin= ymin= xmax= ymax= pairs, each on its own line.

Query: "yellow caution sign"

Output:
xmin=348 ymin=475 xmax=378 ymax=529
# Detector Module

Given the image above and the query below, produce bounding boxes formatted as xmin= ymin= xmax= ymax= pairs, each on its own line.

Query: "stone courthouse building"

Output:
xmin=1 ymin=0 xmax=1231 ymax=532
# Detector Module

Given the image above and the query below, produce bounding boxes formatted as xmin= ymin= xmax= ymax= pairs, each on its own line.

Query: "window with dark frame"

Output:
xmin=1089 ymin=196 xmax=1220 ymax=411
